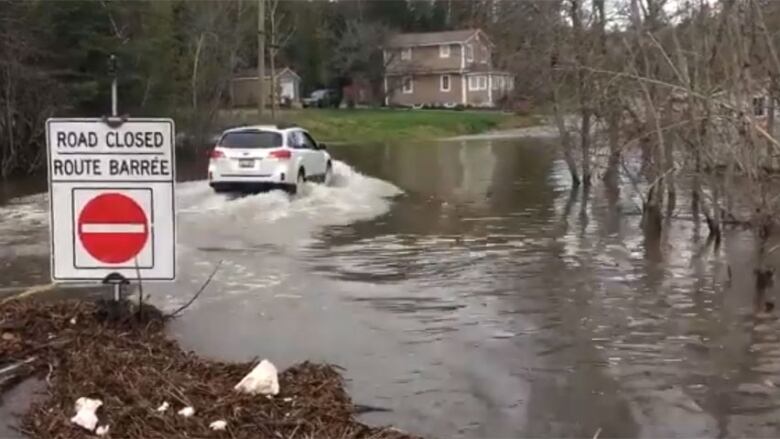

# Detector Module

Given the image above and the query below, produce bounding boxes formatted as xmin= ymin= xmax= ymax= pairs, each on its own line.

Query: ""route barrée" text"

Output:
xmin=52 ymin=158 xmax=171 ymax=177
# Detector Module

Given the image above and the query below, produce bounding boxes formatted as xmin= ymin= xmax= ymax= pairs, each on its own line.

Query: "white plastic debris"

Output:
xmin=70 ymin=397 xmax=102 ymax=432
xmin=156 ymin=401 xmax=170 ymax=412
xmin=209 ymin=420 xmax=227 ymax=431
xmin=69 ymin=317 xmax=77 ymax=325
xmin=234 ymin=359 xmax=279 ymax=396
xmin=177 ymin=406 xmax=195 ymax=417
xmin=96 ymin=425 xmax=110 ymax=436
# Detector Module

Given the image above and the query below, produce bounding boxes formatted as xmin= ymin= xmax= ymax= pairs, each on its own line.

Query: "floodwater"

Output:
xmin=2 ymin=136 xmax=780 ymax=438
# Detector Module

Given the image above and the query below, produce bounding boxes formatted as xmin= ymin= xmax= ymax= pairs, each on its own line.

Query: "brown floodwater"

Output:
xmin=1 ymin=135 xmax=780 ymax=438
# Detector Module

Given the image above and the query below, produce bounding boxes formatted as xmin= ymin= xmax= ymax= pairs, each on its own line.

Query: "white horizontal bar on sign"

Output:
xmin=80 ymin=223 xmax=146 ymax=234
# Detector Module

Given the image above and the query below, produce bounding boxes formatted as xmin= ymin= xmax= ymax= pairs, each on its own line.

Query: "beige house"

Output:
xmin=383 ymin=29 xmax=514 ymax=108
xmin=231 ymin=67 xmax=301 ymax=107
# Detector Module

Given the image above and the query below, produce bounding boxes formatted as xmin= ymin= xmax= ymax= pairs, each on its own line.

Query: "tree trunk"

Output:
xmin=552 ymin=97 xmax=581 ymax=187
xmin=570 ymin=0 xmax=591 ymax=188
xmin=580 ymin=108 xmax=592 ymax=188
xmin=549 ymin=3 xmax=580 ymax=188
xmin=705 ymin=184 xmax=722 ymax=247
xmin=270 ymin=51 xmax=276 ymax=119
xmin=3 ymin=65 xmax=14 ymax=179
xmin=192 ymin=33 xmax=205 ymax=110
xmin=140 ymin=78 xmax=153 ymax=108
xmin=755 ymin=218 xmax=774 ymax=314
xmin=768 ymin=83 xmax=777 ymax=170
xmin=691 ymin=146 xmax=701 ymax=224
xmin=603 ymin=104 xmax=621 ymax=188
xmin=665 ymin=129 xmax=676 ymax=216
xmin=643 ymin=185 xmax=663 ymax=238
xmin=228 ymin=0 xmax=243 ymax=110
xmin=639 ymin=70 xmax=666 ymax=236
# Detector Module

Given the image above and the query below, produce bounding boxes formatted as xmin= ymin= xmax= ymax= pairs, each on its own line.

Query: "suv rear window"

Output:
xmin=219 ymin=131 xmax=281 ymax=149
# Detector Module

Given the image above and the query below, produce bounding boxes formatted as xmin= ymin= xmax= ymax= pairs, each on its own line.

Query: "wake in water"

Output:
xmin=177 ymin=160 xmax=401 ymax=226
xmin=176 ymin=160 xmax=401 ymax=250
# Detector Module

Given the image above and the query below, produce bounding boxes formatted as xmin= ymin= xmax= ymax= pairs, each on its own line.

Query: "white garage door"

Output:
xmin=281 ymin=81 xmax=295 ymax=100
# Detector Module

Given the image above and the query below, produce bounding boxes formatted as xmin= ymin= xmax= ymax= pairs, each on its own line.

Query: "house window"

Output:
xmin=466 ymin=44 xmax=474 ymax=62
xmin=402 ymin=76 xmax=413 ymax=94
xmin=492 ymin=75 xmax=500 ymax=90
xmin=441 ymin=74 xmax=451 ymax=92
xmin=439 ymin=44 xmax=450 ymax=58
xmin=754 ymin=96 xmax=766 ymax=117
xmin=468 ymin=76 xmax=479 ymax=91
xmin=477 ymin=75 xmax=487 ymax=90
xmin=468 ymin=75 xmax=487 ymax=91
xmin=401 ymin=48 xmax=412 ymax=61
xmin=498 ymin=76 xmax=505 ymax=89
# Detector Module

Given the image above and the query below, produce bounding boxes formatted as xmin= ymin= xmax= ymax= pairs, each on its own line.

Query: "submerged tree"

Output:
xmin=537 ymin=0 xmax=780 ymax=311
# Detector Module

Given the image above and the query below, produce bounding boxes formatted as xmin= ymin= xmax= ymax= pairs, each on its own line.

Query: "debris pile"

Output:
xmin=0 ymin=300 xmax=416 ymax=438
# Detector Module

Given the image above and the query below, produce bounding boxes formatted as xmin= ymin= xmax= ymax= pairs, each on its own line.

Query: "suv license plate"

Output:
xmin=238 ymin=159 xmax=254 ymax=168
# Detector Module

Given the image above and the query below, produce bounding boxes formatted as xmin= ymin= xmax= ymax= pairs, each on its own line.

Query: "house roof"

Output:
xmin=233 ymin=67 xmax=300 ymax=80
xmin=386 ymin=29 xmax=492 ymax=48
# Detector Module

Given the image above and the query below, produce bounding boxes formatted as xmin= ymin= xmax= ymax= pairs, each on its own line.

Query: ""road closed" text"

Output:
xmin=56 ymin=131 xmax=165 ymax=149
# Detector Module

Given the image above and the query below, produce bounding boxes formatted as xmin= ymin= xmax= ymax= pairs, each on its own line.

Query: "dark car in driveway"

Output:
xmin=302 ymin=89 xmax=339 ymax=108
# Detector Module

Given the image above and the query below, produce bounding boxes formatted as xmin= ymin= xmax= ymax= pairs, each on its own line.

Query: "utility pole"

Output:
xmin=257 ymin=0 xmax=266 ymax=118
xmin=269 ymin=0 xmax=277 ymax=120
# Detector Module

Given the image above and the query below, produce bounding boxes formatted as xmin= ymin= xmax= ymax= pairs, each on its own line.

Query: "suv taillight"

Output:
xmin=209 ymin=148 xmax=225 ymax=159
xmin=269 ymin=149 xmax=291 ymax=160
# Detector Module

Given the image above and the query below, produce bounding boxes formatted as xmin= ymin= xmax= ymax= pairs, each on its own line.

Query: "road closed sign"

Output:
xmin=46 ymin=118 xmax=176 ymax=281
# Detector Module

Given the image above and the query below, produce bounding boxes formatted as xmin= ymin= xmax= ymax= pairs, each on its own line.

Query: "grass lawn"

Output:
xmin=219 ymin=108 xmax=542 ymax=144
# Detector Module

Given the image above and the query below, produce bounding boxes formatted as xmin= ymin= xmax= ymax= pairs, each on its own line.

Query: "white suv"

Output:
xmin=208 ymin=125 xmax=332 ymax=194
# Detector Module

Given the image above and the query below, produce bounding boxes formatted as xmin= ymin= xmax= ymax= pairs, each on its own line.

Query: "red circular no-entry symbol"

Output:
xmin=78 ymin=193 xmax=149 ymax=264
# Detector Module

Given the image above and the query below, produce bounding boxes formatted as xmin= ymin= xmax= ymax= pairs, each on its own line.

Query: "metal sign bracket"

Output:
xmin=102 ymin=272 xmax=130 ymax=302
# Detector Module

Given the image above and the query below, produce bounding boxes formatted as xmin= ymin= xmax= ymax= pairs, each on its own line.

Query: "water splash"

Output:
xmin=177 ymin=160 xmax=401 ymax=228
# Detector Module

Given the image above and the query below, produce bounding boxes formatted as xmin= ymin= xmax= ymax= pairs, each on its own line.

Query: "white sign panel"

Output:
xmin=46 ymin=118 xmax=176 ymax=281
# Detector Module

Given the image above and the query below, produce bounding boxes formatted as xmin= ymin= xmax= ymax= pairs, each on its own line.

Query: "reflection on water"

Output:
xmin=311 ymin=139 xmax=780 ymax=438
xmin=2 ymin=137 xmax=780 ymax=438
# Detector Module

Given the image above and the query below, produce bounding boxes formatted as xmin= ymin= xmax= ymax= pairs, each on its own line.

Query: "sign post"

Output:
xmin=108 ymin=54 xmax=118 ymax=118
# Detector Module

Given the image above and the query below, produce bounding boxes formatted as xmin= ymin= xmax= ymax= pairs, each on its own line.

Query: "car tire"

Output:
xmin=323 ymin=162 xmax=333 ymax=186
xmin=294 ymin=169 xmax=306 ymax=195
xmin=210 ymin=183 xmax=229 ymax=194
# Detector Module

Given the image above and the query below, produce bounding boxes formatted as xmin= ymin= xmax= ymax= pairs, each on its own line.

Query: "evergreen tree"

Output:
xmin=364 ymin=0 xmax=413 ymax=30
xmin=430 ymin=0 xmax=449 ymax=31
xmin=38 ymin=0 xmax=117 ymax=114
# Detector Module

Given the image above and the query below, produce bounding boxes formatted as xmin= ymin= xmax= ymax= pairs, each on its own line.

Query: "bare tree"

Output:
xmin=267 ymin=0 xmax=296 ymax=118
xmin=331 ymin=19 xmax=396 ymax=105
xmin=182 ymin=0 xmax=242 ymax=147
xmin=0 ymin=1 xmax=58 ymax=177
